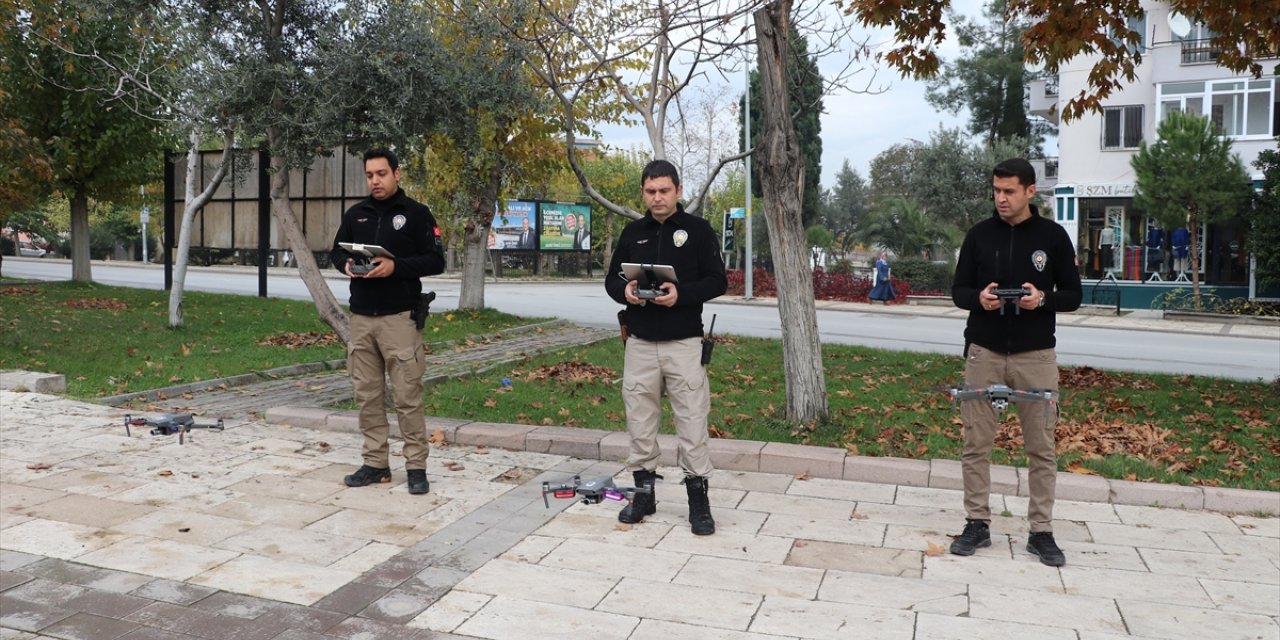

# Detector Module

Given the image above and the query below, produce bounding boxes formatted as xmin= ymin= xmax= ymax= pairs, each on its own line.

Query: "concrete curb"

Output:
xmin=264 ymin=405 xmax=1280 ymax=517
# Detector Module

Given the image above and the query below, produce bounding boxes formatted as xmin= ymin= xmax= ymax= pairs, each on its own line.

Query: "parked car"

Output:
xmin=18 ymin=243 xmax=46 ymax=258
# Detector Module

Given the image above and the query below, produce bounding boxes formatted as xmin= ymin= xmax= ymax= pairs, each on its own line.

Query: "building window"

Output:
xmin=1158 ymin=78 xmax=1278 ymax=139
xmin=1102 ymin=105 xmax=1143 ymax=149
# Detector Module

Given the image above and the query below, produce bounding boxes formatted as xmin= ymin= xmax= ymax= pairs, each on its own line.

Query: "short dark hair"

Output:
xmin=641 ymin=159 xmax=681 ymax=187
xmin=993 ymin=158 xmax=1035 ymax=187
xmin=363 ymin=148 xmax=399 ymax=172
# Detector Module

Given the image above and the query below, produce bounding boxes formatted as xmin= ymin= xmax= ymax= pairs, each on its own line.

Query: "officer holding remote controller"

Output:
xmin=330 ymin=148 xmax=444 ymax=496
xmin=949 ymin=158 xmax=1081 ymax=567
xmin=605 ymin=159 xmax=727 ymax=536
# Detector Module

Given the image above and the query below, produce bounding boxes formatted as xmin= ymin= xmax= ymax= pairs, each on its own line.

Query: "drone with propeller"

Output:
xmin=125 ymin=413 xmax=224 ymax=445
xmin=948 ymin=384 xmax=1055 ymax=415
xmin=541 ymin=475 xmax=651 ymax=508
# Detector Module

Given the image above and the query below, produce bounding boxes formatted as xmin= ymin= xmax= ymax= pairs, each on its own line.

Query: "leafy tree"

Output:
xmin=742 ymin=30 xmax=824 ymax=227
xmin=924 ymin=0 xmax=1053 ymax=150
xmin=858 ymin=196 xmax=962 ymax=261
xmin=805 ymin=224 xmax=833 ymax=268
xmin=847 ymin=0 xmax=1280 ymax=120
xmin=0 ymin=0 xmax=169 ymax=282
xmin=1132 ymin=111 xmax=1251 ymax=307
xmin=1248 ymin=146 xmax=1280 ymax=292
xmin=822 ymin=160 xmax=867 ymax=256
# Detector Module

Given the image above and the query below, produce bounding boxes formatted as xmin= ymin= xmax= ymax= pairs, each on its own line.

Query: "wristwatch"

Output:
xmin=1037 ymin=292 xmax=1046 ymax=308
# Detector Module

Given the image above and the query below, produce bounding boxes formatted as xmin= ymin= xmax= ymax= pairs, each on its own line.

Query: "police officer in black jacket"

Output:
xmin=330 ymin=148 xmax=445 ymax=495
xmin=948 ymin=158 xmax=1082 ymax=566
xmin=605 ymin=160 xmax=727 ymax=535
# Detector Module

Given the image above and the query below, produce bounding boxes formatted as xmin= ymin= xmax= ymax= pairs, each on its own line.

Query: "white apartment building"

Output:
xmin=1030 ymin=1 xmax=1277 ymax=288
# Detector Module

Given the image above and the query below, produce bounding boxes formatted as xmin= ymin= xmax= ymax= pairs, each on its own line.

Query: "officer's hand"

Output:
xmin=365 ymin=257 xmax=394 ymax=278
xmin=1018 ymin=282 xmax=1043 ymax=311
xmin=624 ymin=280 xmax=645 ymax=305
xmin=345 ymin=259 xmax=362 ymax=278
xmin=979 ymin=282 xmax=999 ymax=312
xmin=652 ymin=282 xmax=678 ymax=307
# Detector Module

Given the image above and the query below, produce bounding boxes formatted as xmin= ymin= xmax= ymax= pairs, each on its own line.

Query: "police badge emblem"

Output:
xmin=393 ymin=214 xmax=407 ymax=230
xmin=1032 ymin=250 xmax=1047 ymax=272
xmin=673 ymin=229 xmax=688 ymax=247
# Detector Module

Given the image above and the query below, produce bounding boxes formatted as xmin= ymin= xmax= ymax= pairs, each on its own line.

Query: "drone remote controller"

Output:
xmin=992 ymin=288 xmax=1031 ymax=315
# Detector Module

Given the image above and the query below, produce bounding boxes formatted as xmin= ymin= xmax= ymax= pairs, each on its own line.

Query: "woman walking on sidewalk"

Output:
xmin=869 ymin=250 xmax=896 ymax=303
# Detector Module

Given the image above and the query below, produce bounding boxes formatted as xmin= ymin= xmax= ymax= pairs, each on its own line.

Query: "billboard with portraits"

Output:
xmin=490 ymin=200 xmax=537 ymax=251
xmin=539 ymin=202 xmax=591 ymax=251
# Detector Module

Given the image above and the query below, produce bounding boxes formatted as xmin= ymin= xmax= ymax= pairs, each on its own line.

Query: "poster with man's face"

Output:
xmin=539 ymin=202 xmax=590 ymax=251
xmin=491 ymin=200 xmax=536 ymax=251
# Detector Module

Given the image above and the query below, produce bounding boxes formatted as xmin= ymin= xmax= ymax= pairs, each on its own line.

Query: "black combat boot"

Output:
xmin=684 ymin=475 xmax=715 ymax=536
xmin=618 ymin=469 xmax=659 ymax=524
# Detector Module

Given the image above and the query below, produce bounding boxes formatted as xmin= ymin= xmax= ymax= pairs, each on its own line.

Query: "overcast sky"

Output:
xmin=595 ymin=0 xmax=997 ymax=191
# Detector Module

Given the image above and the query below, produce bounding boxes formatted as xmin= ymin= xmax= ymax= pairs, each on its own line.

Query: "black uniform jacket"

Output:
xmin=330 ymin=189 xmax=445 ymax=316
xmin=606 ymin=205 xmax=727 ymax=341
xmin=952 ymin=205 xmax=1082 ymax=354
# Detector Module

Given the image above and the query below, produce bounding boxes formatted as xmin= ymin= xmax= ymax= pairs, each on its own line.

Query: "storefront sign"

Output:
xmin=1081 ymin=183 xmax=1136 ymax=198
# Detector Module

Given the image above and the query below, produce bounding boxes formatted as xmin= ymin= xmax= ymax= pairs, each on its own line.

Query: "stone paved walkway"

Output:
xmin=99 ymin=320 xmax=615 ymax=422
xmin=2 ymin=391 xmax=1278 ymax=640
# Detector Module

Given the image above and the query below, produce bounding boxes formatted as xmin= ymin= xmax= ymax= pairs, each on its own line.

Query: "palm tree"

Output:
xmin=857 ymin=197 xmax=962 ymax=260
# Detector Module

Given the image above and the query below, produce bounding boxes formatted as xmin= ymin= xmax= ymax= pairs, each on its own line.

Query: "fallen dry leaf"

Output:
xmin=430 ymin=429 xmax=447 ymax=445
xmin=1066 ymin=464 xmax=1100 ymax=476
xmin=794 ymin=540 xmax=808 ymax=548
xmin=25 ymin=463 xmax=53 ymax=471
xmin=794 ymin=470 xmax=811 ymax=481
xmin=158 ymin=470 xmax=174 ymax=477
xmin=614 ymin=523 xmax=633 ymax=531
xmin=474 ymin=446 xmax=489 ymax=454
xmin=850 ymin=513 xmax=869 ymax=520
xmin=925 ymin=541 xmax=947 ymax=557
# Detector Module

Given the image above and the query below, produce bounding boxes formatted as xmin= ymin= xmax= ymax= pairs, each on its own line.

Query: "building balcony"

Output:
xmin=1029 ymin=77 xmax=1059 ymax=123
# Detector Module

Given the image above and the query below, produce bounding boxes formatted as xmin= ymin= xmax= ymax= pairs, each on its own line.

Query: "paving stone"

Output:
xmin=212 ymin=524 xmax=369 ymax=566
xmin=598 ymin=577 xmax=761 ymax=631
xmin=913 ymin=611 xmax=1078 ymax=640
xmin=538 ymin=536 xmax=691 ymax=583
xmin=76 ymin=537 xmax=240 ymax=582
xmin=923 ymin=554 xmax=1065 ymax=593
xmin=38 ymin=612 xmax=139 ymax=640
xmin=0 ymin=550 xmax=44 ymax=572
xmin=787 ymin=539 xmax=922 ymax=578
xmin=844 ymin=455 xmax=930 ymax=487
xmin=525 ymin=426 xmax=606 ymax=458
xmin=1003 ymin=495 xmax=1120 ymax=524
xmin=852 ymin=501 xmax=968 ymax=529
xmin=748 ymin=595 xmax=916 ymax=639
xmin=455 ymin=557 xmax=619 ymax=609
xmin=758 ymin=512 xmax=885 ymax=547
xmin=1117 ymin=598 xmax=1280 ymax=640
xmin=455 ymin=595 xmax=636 ymax=640
xmin=432 ymin=527 xmax=532 ymax=573
xmin=116 ymin=629 xmax=205 ymax=640
xmin=65 ymin=588 xmax=152 ymax=619
xmin=0 ymin=518 xmax=130 ymax=560
xmin=255 ymin=603 xmax=346 ymax=634
xmin=785 ymin=476 xmax=897 ymax=504
xmin=322 ymin=616 xmax=435 ymax=640
xmin=629 ymin=618 xmax=805 ymax=640
xmin=187 ymin=554 xmax=359 ymax=606
xmin=17 ymin=494 xmax=156 ymax=529
xmin=674 ymin=555 xmax=823 ymax=599
xmin=360 ymin=587 xmax=439 ymax=625
xmin=1109 ymin=478 xmax=1205 ymax=509
xmin=404 ymin=589 xmax=491 ymax=633
xmin=0 ymin=594 xmax=75 ymax=632
xmin=0 ymin=568 xmax=33 ymax=593
xmin=311 ymin=581 xmax=390 ymax=615
xmin=706 ymin=439 xmax=764 ymax=472
xmin=127 ymin=579 xmax=217 ymax=606
xmin=187 ymin=591 xmax=280 ymax=619
xmin=817 ymin=570 xmax=968 ymax=610
xmin=656 ymin=528 xmax=794 ymax=564
xmin=1086 ymin=520 xmax=1215 ymax=552
xmin=758 ymin=442 xmax=844 ymax=479
xmin=736 ymin=491 xmax=856 ymax=520
xmin=1209 ymin=530 xmax=1280 ymax=558
xmin=1203 ymin=486 xmax=1280 ymax=515
xmin=970 ymin=583 xmax=1126 ymax=634
xmin=1060 ymin=565 xmax=1213 ymax=606
xmin=1139 ymin=547 xmax=1280 ymax=583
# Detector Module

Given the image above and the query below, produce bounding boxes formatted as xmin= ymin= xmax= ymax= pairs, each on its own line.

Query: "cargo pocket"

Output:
xmin=390 ymin=346 xmax=425 ymax=388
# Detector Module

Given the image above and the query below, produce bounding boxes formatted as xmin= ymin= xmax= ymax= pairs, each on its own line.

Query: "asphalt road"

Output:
xmin=5 ymin=258 xmax=1278 ymax=381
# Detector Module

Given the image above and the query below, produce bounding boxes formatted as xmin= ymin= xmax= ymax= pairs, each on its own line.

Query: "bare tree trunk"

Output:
xmin=458 ymin=155 xmax=503 ymax=309
xmin=754 ymin=0 xmax=828 ymax=424
xmin=267 ymin=127 xmax=350 ymax=343
xmin=69 ymin=187 xmax=91 ymax=282
xmin=169 ymin=129 xmax=234 ymax=327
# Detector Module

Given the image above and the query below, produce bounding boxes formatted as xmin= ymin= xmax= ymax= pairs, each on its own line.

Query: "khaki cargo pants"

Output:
xmin=622 ymin=336 xmax=714 ymax=478
xmin=960 ymin=344 xmax=1060 ymax=532
xmin=348 ymin=311 xmax=429 ymax=470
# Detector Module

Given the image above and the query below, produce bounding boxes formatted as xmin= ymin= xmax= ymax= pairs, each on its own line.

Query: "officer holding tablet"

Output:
xmin=604 ymin=159 xmax=727 ymax=535
xmin=330 ymin=148 xmax=444 ymax=496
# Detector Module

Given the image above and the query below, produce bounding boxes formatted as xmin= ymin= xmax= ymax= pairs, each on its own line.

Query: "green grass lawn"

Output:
xmin=0 ymin=281 xmax=531 ymax=398
xmin=3 ymin=281 xmax=1277 ymax=492
xmin=422 ymin=336 xmax=1280 ymax=492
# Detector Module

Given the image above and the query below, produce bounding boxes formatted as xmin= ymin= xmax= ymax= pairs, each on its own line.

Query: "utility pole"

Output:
xmin=743 ymin=59 xmax=754 ymax=300
xmin=140 ymin=185 xmax=149 ymax=263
